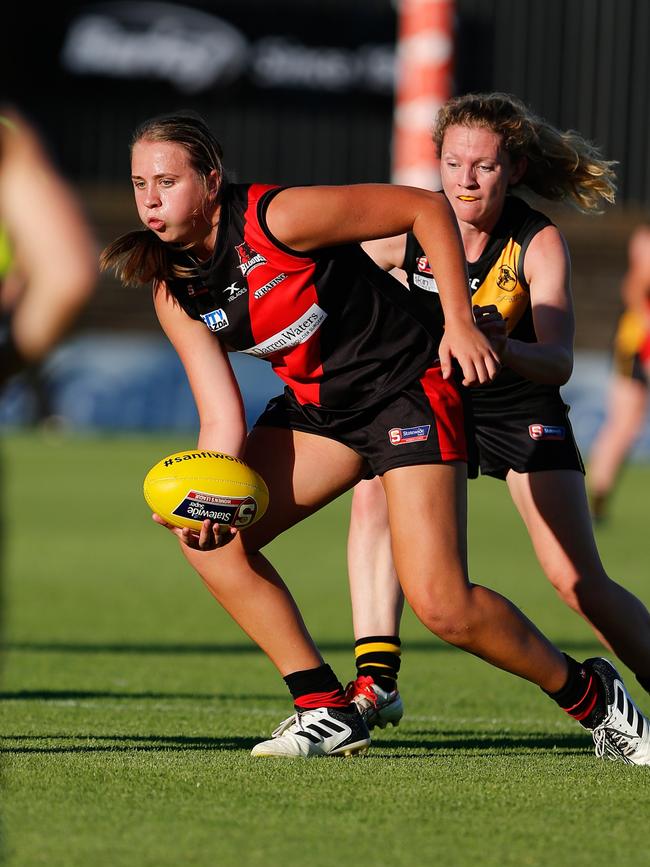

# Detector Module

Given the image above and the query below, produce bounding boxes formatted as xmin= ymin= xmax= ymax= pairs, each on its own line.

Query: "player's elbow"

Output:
xmin=555 ymin=350 xmax=573 ymax=385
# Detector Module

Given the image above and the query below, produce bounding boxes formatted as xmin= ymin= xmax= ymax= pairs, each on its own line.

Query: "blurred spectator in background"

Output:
xmin=588 ymin=224 xmax=650 ymax=522
xmin=0 ymin=105 xmax=97 ymax=393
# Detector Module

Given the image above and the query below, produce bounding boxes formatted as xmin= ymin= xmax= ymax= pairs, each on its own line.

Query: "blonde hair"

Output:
xmin=433 ymin=92 xmax=617 ymax=213
xmin=101 ymin=112 xmax=227 ymax=287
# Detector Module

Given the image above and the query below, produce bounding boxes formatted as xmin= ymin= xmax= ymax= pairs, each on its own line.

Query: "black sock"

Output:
xmin=545 ymin=654 xmax=606 ymax=729
xmin=354 ymin=635 xmax=401 ymax=692
xmin=283 ymin=663 xmax=351 ymax=711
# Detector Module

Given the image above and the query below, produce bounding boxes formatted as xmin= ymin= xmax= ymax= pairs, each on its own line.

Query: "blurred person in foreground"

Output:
xmin=0 ymin=105 xmax=97 ymax=391
xmin=345 ymin=92 xmax=650 ymax=766
xmin=588 ymin=225 xmax=650 ymax=522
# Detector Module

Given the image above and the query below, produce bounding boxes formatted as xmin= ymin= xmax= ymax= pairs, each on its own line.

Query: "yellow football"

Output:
xmin=143 ymin=450 xmax=269 ymax=531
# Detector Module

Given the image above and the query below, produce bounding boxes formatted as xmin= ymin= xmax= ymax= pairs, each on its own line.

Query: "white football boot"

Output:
xmin=587 ymin=657 xmax=650 ymax=766
xmin=346 ymin=675 xmax=404 ymax=730
xmin=251 ymin=706 xmax=371 ymax=758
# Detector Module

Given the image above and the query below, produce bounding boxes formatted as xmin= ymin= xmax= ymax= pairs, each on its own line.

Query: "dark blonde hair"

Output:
xmin=100 ymin=112 xmax=227 ymax=286
xmin=433 ymin=92 xmax=617 ymax=213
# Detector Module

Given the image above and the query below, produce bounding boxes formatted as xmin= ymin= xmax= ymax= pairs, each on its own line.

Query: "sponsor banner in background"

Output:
xmin=61 ymin=1 xmax=396 ymax=95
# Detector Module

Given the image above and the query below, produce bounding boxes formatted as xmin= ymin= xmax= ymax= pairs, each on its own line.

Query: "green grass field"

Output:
xmin=2 ymin=433 xmax=649 ymax=867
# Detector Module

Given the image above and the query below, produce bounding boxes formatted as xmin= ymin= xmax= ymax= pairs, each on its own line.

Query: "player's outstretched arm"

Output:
xmin=152 ymin=282 xmax=248 ymax=550
xmin=266 ymin=184 xmax=500 ymax=386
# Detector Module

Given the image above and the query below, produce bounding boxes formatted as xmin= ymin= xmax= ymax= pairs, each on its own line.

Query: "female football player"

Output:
xmin=345 ymin=93 xmax=650 ymax=765
xmin=588 ymin=224 xmax=650 ymax=522
xmin=102 ymin=110 xmax=649 ymax=763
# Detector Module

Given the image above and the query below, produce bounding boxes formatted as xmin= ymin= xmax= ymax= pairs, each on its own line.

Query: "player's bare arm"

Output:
xmin=361 ymin=234 xmax=408 ymax=273
xmin=267 ymin=185 xmax=499 ymax=386
xmin=153 ymin=282 xmax=247 ymax=550
xmin=498 ymin=225 xmax=574 ymax=385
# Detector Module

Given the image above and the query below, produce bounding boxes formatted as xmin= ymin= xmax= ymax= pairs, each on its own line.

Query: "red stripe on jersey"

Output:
xmin=640 ymin=332 xmax=650 ymax=364
xmin=242 ymin=187 xmax=324 ymax=405
xmin=419 ymin=365 xmax=467 ymax=461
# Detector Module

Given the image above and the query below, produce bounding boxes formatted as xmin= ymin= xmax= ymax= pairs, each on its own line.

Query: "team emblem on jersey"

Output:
xmin=416 ymin=255 xmax=432 ymax=275
xmin=224 ymin=281 xmax=247 ymax=303
xmin=200 ymin=308 xmax=229 ymax=332
xmin=496 ymin=264 xmax=517 ymax=291
xmin=235 ymin=241 xmax=266 ymax=276
xmin=528 ymin=424 xmax=565 ymax=441
xmin=388 ymin=425 xmax=431 ymax=445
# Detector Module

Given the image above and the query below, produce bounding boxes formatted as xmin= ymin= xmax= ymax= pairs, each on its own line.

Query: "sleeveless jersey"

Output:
xmin=403 ymin=195 xmax=556 ymax=405
xmin=168 ymin=183 xmax=439 ymax=412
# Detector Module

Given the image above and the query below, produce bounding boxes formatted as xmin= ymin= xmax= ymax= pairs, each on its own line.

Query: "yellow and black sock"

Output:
xmin=355 ymin=635 xmax=401 ymax=693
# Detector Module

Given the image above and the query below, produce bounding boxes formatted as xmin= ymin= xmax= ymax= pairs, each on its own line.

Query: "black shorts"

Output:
xmin=467 ymin=389 xmax=584 ymax=480
xmin=253 ymin=364 xmax=467 ymax=478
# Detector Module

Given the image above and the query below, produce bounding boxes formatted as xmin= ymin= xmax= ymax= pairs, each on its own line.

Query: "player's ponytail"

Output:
xmin=433 ymin=92 xmax=617 ymax=213
xmin=100 ymin=229 xmax=187 ymax=287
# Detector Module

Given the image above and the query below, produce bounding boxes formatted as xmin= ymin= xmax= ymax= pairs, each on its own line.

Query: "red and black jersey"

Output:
xmin=167 ymin=183 xmax=438 ymax=411
xmin=403 ymin=195 xmax=556 ymax=405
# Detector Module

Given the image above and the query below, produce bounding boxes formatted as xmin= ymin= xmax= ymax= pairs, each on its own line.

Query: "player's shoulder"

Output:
xmin=504 ymin=195 xmax=554 ymax=237
xmin=628 ymin=224 xmax=650 ymax=272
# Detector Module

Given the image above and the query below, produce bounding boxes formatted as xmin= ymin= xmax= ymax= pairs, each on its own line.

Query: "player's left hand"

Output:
xmin=473 ymin=304 xmax=508 ymax=359
xmin=152 ymin=514 xmax=238 ymax=551
xmin=439 ymin=318 xmax=501 ymax=387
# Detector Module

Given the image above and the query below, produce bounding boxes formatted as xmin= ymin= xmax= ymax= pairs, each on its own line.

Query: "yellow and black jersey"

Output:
xmin=403 ymin=195 xmax=554 ymax=402
xmin=403 ymin=197 xmax=583 ymax=479
xmin=613 ymin=308 xmax=649 ymax=383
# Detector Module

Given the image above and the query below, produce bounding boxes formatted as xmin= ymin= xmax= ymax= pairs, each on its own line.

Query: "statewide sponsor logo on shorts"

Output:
xmin=235 ymin=241 xmax=266 ymax=276
xmin=173 ymin=490 xmax=258 ymax=527
xmin=200 ymin=307 xmax=229 ymax=332
xmin=413 ymin=273 xmax=438 ymax=293
xmin=242 ymin=303 xmax=327 ymax=357
xmin=254 ymin=272 xmax=287 ymax=299
xmin=528 ymin=424 xmax=565 ymax=441
xmin=416 ymin=255 xmax=432 ymax=274
xmin=389 ymin=425 xmax=431 ymax=445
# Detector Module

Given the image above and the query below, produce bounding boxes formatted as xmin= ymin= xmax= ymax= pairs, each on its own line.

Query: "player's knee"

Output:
xmin=351 ymin=478 xmax=388 ymax=530
xmin=548 ymin=568 xmax=607 ymax=614
xmin=186 ymin=541 xmax=250 ymax=592
xmin=409 ymin=593 xmax=476 ymax=647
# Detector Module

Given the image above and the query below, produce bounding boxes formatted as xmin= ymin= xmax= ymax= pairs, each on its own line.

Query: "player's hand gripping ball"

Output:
xmin=143 ymin=450 xmax=269 ymax=532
